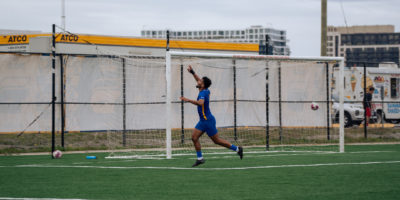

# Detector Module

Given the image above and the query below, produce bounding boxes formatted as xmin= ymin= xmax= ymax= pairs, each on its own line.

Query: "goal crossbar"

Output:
xmin=167 ymin=51 xmax=344 ymax=62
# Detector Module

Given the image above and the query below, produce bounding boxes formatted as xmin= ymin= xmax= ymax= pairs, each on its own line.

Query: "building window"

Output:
xmin=255 ymin=29 xmax=258 ymax=34
xmin=249 ymin=29 xmax=253 ymax=34
xmin=213 ymin=31 xmax=217 ymax=35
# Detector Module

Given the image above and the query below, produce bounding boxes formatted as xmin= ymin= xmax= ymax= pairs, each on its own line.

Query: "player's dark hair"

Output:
xmin=202 ymin=76 xmax=212 ymax=89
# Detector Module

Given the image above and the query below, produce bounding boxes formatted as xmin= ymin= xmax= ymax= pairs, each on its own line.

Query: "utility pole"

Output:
xmin=321 ymin=0 xmax=327 ymax=56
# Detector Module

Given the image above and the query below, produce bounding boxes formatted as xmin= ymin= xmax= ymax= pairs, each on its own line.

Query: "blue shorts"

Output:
xmin=195 ymin=116 xmax=218 ymax=137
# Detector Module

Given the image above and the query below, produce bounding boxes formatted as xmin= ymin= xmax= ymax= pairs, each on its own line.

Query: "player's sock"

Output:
xmin=196 ymin=151 xmax=203 ymax=160
xmin=230 ymin=144 xmax=239 ymax=152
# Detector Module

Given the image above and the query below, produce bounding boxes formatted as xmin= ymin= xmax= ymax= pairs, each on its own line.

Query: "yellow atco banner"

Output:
xmin=0 ymin=33 xmax=259 ymax=52
xmin=0 ymin=34 xmax=50 ymax=45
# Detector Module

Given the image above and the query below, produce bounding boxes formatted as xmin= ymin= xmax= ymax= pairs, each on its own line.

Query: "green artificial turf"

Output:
xmin=0 ymin=144 xmax=399 ymax=200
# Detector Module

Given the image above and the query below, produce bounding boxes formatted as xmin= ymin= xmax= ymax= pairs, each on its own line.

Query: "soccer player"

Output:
xmin=180 ymin=65 xmax=243 ymax=167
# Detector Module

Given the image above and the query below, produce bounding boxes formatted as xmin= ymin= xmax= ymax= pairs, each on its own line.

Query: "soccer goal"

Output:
xmin=105 ymin=51 xmax=345 ymax=159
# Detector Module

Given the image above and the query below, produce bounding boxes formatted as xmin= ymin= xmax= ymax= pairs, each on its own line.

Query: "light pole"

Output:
xmin=321 ymin=0 xmax=327 ymax=56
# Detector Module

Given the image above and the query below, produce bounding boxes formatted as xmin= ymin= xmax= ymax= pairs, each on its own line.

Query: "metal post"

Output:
xmin=60 ymin=54 xmax=65 ymax=149
xmin=233 ymin=59 xmax=237 ymax=141
xmin=380 ymin=85 xmax=384 ymax=128
xmin=122 ymin=58 xmax=127 ymax=146
xmin=326 ymin=62 xmax=330 ymax=140
xmin=266 ymin=62 xmax=270 ymax=151
xmin=363 ymin=63 xmax=367 ymax=138
xmin=51 ymin=24 xmax=56 ymax=158
xmin=180 ymin=64 xmax=185 ymax=144
xmin=166 ymin=30 xmax=170 ymax=52
xmin=278 ymin=63 xmax=282 ymax=142
xmin=265 ymin=35 xmax=270 ymax=55
xmin=339 ymin=59 xmax=345 ymax=153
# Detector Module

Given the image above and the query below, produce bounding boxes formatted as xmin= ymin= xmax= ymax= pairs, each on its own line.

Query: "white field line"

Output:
xmin=201 ymin=150 xmax=396 ymax=160
xmin=72 ymin=159 xmax=139 ymax=165
xmin=5 ymin=160 xmax=400 ymax=171
xmin=348 ymin=150 xmax=395 ymax=154
xmin=0 ymin=198 xmax=87 ymax=200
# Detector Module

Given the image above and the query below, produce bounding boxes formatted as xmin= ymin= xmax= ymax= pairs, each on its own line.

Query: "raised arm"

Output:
xmin=187 ymin=65 xmax=201 ymax=82
xmin=180 ymin=97 xmax=204 ymax=106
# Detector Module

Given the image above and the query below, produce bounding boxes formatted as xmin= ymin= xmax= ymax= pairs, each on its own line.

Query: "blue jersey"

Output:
xmin=197 ymin=89 xmax=213 ymax=121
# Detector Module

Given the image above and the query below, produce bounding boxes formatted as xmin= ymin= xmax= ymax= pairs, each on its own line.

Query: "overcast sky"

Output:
xmin=1 ymin=0 xmax=399 ymax=56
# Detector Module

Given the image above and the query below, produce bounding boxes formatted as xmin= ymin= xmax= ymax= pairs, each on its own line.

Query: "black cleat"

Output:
xmin=192 ymin=159 xmax=205 ymax=167
xmin=237 ymin=147 xmax=243 ymax=160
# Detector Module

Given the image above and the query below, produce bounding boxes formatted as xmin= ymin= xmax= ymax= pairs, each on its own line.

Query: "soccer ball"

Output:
xmin=53 ymin=150 xmax=63 ymax=159
xmin=311 ymin=102 xmax=319 ymax=111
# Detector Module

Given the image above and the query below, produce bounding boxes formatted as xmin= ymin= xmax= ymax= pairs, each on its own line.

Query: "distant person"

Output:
xmin=180 ymin=65 xmax=243 ymax=167
xmin=364 ymin=87 xmax=375 ymax=126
